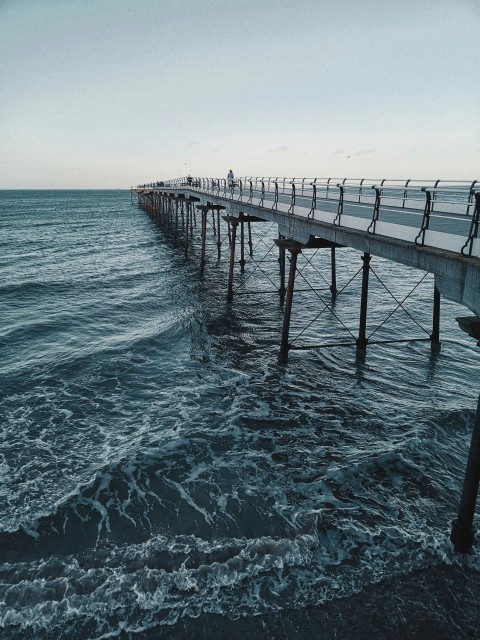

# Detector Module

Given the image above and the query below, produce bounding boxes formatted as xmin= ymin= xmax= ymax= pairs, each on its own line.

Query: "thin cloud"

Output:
xmin=351 ymin=148 xmax=376 ymax=157
xmin=268 ymin=146 xmax=289 ymax=154
xmin=184 ymin=142 xmax=197 ymax=149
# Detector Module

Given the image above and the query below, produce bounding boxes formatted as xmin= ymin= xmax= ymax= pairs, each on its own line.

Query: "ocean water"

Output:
xmin=1 ymin=189 xmax=480 ymax=639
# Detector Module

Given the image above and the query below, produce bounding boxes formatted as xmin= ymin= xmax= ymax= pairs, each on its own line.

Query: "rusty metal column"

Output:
xmin=278 ymin=246 xmax=301 ymax=364
xmin=451 ymin=393 xmax=480 ymax=552
xmin=430 ymin=285 xmax=441 ymax=348
xmin=330 ymin=246 xmax=338 ymax=298
xmin=356 ymin=252 xmax=371 ymax=356
xmin=227 ymin=217 xmax=239 ymax=302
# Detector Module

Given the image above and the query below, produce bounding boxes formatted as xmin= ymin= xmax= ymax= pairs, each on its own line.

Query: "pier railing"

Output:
xmin=136 ymin=176 xmax=480 ymax=258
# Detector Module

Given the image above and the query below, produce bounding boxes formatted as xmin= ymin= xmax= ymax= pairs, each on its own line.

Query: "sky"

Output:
xmin=1 ymin=0 xmax=479 ymax=188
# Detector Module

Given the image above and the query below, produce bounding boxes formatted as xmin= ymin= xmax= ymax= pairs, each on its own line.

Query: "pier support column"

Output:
xmin=240 ymin=217 xmax=246 ymax=274
xmin=198 ymin=206 xmax=208 ymax=276
xmin=184 ymin=202 xmax=190 ymax=257
xmin=451 ymin=393 xmax=480 ymax=552
xmin=183 ymin=196 xmax=199 ymax=257
xmin=216 ymin=209 xmax=222 ymax=262
xmin=278 ymin=236 xmax=286 ymax=303
xmin=248 ymin=221 xmax=253 ymax=257
xmin=180 ymin=200 xmax=185 ymax=231
xmin=430 ymin=285 xmax=441 ymax=349
xmin=174 ymin=200 xmax=179 ymax=246
xmin=330 ymin=246 xmax=338 ymax=298
xmin=226 ymin=217 xmax=239 ymax=302
xmin=279 ymin=245 xmax=301 ymax=364
xmin=356 ymin=252 xmax=371 ymax=357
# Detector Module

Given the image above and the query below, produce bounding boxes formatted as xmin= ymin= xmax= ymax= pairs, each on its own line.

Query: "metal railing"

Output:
xmin=135 ymin=176 xmax=479 ymax=257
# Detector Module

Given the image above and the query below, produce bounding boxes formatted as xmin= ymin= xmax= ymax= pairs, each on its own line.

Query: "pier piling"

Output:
xmin=451 ymin=393 xmax=480 ymax=552
xmin=226 ymin=216 xmax=239 ymax=302
xmin=278 ymin=242 xmax=302 ymax=364
xmin=430 ymin=285 xmax=441 ymax=348
xmin=356 ymin=252 xmax=371 ymax=357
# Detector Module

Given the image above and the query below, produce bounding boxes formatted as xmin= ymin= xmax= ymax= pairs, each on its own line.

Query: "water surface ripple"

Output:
xmin=1 ymin=190 xmax=479 ymax=639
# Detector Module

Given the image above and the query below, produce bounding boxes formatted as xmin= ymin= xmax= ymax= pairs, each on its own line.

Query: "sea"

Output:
xmin=1 ymin=189 xmax=480 ymax=639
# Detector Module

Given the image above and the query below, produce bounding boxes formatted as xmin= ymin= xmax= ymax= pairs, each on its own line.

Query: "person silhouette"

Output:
xmin=227 ymin=169 xmax=234 ymax=187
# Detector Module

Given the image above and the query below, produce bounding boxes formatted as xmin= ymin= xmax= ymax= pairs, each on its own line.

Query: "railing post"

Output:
xmin=367 ymin=186 xmax=381 ymax=234
xmin=415 ymin=188 xmax=432 ymax=246
xmin=308 ymin=179 xmax=317 ymax=219
xmin=288 ymin=181 xmax=296 ymax=214
xmin=273 ymin=181 xmax=279 ymax=210
xmin=334 ymin=184 xmax=344 ymax=225
xmin=461 ymin=191 xmax=480 ymax=256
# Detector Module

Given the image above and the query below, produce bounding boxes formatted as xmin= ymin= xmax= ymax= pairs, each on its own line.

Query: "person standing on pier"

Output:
xmin=227 ymin=169 xmax=235 ymax=188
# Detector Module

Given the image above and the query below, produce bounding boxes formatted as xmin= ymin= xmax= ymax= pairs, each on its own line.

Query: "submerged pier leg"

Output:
xmin=174 ymin=200 xmax=179 ymax=246
xmin=356 ymin=252 xmax=371 ymax=357
xmin=199 ymin=208 xmax=208 ymax=276
xmin=217 ymin=210 xmax=221 ymax=261
xmin=240 ymin=217 xmax=246 ymax=274
xmin=451 ymin=393 xmax=480 ymax=552
xmin=278 ymin=246 xmax=301 ymax=364
xmin=165 ymin=198 xmax=171 ymax=230
xmin=212 ymin=210 xmax=217 ymax=237
xmin=278 ymin=236 xmax=286 ymax=303
xmin=227 ymin=218 xmax=239 ymax=302
xmin=180 ymin=200 xmax=185 ymax=231
xmin=330 ymin=246 xmax=338 ymax=298
xmin=248 ymin=221 xmax=253 ymax=257
xmin=184 ymin=202 xmax=190 ymax=257
xmin=159 ymin=195 xmax=164 ymax=224
xmin=430 ymin=285 xmax=441 ymax=349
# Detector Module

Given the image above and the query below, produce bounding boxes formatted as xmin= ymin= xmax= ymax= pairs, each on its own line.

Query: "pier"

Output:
xmin=132 ymin=175 xmax=480 ymax=553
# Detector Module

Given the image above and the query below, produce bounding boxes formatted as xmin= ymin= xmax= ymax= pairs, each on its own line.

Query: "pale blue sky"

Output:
xmin=1 ymin=0 xmax=479 ymax=188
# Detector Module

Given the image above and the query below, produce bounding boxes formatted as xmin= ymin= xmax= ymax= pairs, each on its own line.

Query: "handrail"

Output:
xmin=134 ymin=175 xmax=480 ymax=258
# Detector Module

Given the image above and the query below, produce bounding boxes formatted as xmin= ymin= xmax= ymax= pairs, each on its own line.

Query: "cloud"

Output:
xmin=351 ymin=148 xmax=376 ymax=157
xmin=334 ymin=148 xmax=376 ymax=158
xmin=268 ymin=146 xmax=289 ymax=154
xmin=184 ymin=142 xmax=197 ymax=149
